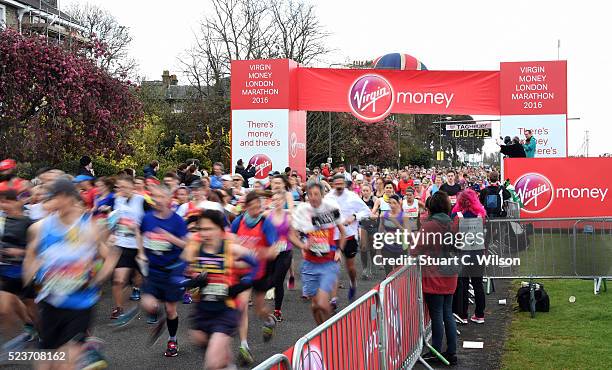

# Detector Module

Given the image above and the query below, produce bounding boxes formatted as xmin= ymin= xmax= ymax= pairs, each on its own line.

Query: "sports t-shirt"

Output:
xmin=402 ymin=199 xmax=419 ymax=218
xmin=0 ymin=215 xmax=33 ymax=278
xmin=113 ymin=195 xmax=145 ymax=249
xmin=292 ymin=199 xmax=343 ymax=263
xmin=140 ymin=211 xmax=188 ymax=275
xmin=440 ymin=183 xmax=462 ymax=205
xmin=230 ymin=214 xmax=277 ymax=279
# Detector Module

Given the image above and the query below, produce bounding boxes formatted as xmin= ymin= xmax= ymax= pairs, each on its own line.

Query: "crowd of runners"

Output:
xmin=0 ymin=156 xmax=514 ymax=369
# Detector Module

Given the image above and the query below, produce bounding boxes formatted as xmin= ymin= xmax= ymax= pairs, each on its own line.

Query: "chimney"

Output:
xmin=170 ymin=74 xmax=178 ymax=86
xmin=162 ymin=70 xmax=170 ymax=88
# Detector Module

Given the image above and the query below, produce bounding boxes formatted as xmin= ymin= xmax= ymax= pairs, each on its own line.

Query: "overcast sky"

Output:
xmin=65 ymin=0 xmax=611 ymax=156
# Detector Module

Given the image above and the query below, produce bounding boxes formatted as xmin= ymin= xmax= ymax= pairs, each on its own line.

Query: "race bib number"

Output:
xmin=201 ymin=283 xmax=228 ymax=301
xmin=277 ymin=240 xmax=288 ymax=252
xmin=406 ymin=207 xmax=419 ymax=218
xmin=308 ymin=230 xmax=331 ymax=254
xmin=116 ymin=218 xmax=136 ymax=238
xmin=449 ymin=195 xmax=457 ymax=205
xmin=145 ymin=233 xmax=172 ymax=252
xmin=41 ymin=263 xmax=90 ymax=296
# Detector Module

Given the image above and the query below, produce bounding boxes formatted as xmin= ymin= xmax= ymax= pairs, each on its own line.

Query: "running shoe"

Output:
xmin=147 ymin=313 xmax=158 ymax=325
xmin=79 ymin=348 xmax=108 ymax=370
xmin=262 ymin=315 xmax=276 ymax=342
xmin=470 ymin=315 xmax=485 ymax=324
xmin=148 ymin=315 xmax=166 ymax=346
xmin=110 ymin=306 xmax=139 ymax=328
xmin=23 ymin=323 xmax=38 ymax=342
xmin=110 ymin=307 xmax=122 ymax=320
xmin=330 ymin=297 xmax=338 ymax=311
xmin=287 ymin=276 xmax=295 ymax=290
xmin=348 ymin=285 xmax=356 ymax=302
xmin=129 ymin=287 xmax=141 ymax=301
xmin=273 ymin=309 xmax=283 ymax=322
xmin=183 ymin=292 xmax=192 ymax=305
xmin=164 ymin=340 xmax=178 ymax=357
xmin=238 ymin=346 xmax=254 ymax=366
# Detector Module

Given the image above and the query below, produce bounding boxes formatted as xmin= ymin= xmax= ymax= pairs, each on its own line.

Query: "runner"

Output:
xmin=371 ymin=181 xmax=395 ymax=215
xmin=379 ymin=194 xmax=409 ymax=276
xmin=137 ymin=184 xmax=189 ymax=357
xmin=22 ymin=178 xmax=119 ymax=369
xmin=230 ymin=191 xmax=279 ymax=366
xmin=268 ymin=191 xmax=294 ymax=322
xmin=358 ymin=184 xmax=377 ymax=279
xmin=402 ymin=187 xmax=420 ymax=221
xmin=183 ymin=208 xmax=260 ymax=370
xmin=291 ymin=182 xmax=346 ymax=324
xmin=0 ymin=190 xmax=37 ymax=352
xmin=110 ymin=176 xmax=148 ymax=320
xmin=440 ymin=170 xmax=462 ymax=206
xmin=324 ymin=174 xmax=371 ymax=302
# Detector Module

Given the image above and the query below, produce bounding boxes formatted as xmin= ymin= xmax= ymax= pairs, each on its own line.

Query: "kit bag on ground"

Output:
xmin=516 ymin=282 xmax=550 ymax=312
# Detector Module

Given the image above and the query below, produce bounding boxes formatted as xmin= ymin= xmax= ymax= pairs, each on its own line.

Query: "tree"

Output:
xmin=0 ymin=28 xmax=142 ymax=164
xmin=66 ymin=2 xmax=137 ymax=79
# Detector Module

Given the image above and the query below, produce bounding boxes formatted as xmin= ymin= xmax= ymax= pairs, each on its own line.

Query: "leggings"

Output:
xmin=273 ymin=250 xmax=293 ymax=311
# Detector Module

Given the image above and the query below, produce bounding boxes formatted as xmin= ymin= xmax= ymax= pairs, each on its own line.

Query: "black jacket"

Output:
xmin=499 ymin=143 xmax=526 ymax=158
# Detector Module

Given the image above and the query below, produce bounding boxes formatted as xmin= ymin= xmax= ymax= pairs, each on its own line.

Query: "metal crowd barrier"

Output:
xmin=256 ymin=264 xmax=437 ymax=370
xmin=251 ymin=354 xmax=292 ymax=370
xmin=291 ymin=289 xmax=383 ymax=370
xmin=484 ymin=217 xmax=612 ymax=291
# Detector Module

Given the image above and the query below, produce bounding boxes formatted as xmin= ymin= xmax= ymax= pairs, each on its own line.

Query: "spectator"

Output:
xmin=143 ymin=160 xmax=159 ymax=178
xmin=210 ymin=162 xmax=224 ymax=189
xmin=186 ymin=159 xmax=202 ymax=177
xmin=321 ymin=163 xmax=331 ymax=178
xmin=498 ymin=136 xmax=526 ymax=158
xmin=522 ymin=130 xmax=536 ymax=158
xmin=451 ymin=189 xmax=487 ymax=325
xmin=183 ymin=165 xmax=200 ymax=187
xmin=177 ymin=163 xmax=188 ymax=184
xmin=235 ymin=159 xmax=255 ymax=187
xmin=411 ymin=191 xmax=458 ymax=365
xmin=479 ymin=171 xmax=511 ymax=218
xmin=78 ymin=155 xmax=95 ymax=177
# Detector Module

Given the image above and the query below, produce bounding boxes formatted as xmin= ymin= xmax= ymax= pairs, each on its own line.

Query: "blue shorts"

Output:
xmin=143 ymin=274 xmax=183 ymax=303
xmin=191 ymin=305 xmax=239 ymax=336
xmin=301 ymin=260 xmax=339 ymax=297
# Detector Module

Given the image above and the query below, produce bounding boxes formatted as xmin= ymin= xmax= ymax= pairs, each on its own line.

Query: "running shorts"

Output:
xmin=339 ymin=237 xmax=359 ymax=259
xmin=0 ymin=276 xmax=36 ymax=299
xmin=191 ymin=305 xmax=239 ymax=336
xmin=301 ymin=260 xmax=339 ymax=297
xmin=38 ymin=301 xmax=93 ymax=350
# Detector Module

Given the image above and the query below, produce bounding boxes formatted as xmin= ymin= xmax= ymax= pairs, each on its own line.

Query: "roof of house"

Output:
xmin=8 ymin=0 xmax=81 ymax=26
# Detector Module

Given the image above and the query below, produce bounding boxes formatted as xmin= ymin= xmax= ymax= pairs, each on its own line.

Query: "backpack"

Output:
xmin=516 ymin=283 xmax=550 ymax=312
xmin=484 ymin=186 xmax=504 ymax=217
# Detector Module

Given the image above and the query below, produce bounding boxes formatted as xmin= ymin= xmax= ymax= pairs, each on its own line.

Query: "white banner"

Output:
xmin=500 ymin=114 xmax=567 ymax=158
xmin=446 ymin=122 xmax=492 ymax=130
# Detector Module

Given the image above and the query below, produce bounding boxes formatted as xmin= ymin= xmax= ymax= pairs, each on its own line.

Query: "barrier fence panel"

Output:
xmin=292 ymin=290 xmax=382 ymax=370
xmin=252 ymin=354 xmax=292 ymax=370
xmin=378 ymin=265 xmax=423 ymax=370
xmin=484 ymin=217 xmax=612 ymax=280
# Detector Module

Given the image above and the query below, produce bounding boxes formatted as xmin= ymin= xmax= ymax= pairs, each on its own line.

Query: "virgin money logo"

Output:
xmin=248 ymin=154 xmax=273 ymax=179
xmin=514 ymin=173 xmax=554 ymax=213
xmin=290 ymin=132 xmax=306 ymax=158
xmin=348 ymin=74 xmax=394 ymax=123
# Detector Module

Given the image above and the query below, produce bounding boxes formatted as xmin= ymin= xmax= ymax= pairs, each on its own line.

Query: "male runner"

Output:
xmin=110 ymin=176 xmax=148 ymax=319
xmin=440 ymin=170 xmax=462 ymax=206
xmin=23 ymin=178 xmax=119 ymax=369
xmin=324 ymin=174 xmax=370 ymax=302
xmin=230 ymin=191 xmax=279 ymax=366
xmin=137 ymin=185 xmax=189 ymax=357
xmin=0 ymin=190 xmax=36 ymax=350
xmin=291 ymin=182 xmax=346 ymax=324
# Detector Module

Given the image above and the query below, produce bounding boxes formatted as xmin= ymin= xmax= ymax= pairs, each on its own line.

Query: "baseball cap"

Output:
xmin=356 ymin=174 xmax=364 ymax=181
xmin=221 ymin=174 xmax=233 ymax=181
xmin=189 ymin=180 xmax=204 ymax=189
xmin=73 ymin=175 xmax=95 ymax=183
xmin=0 ymin=159 xmax=16 ymax=172
xmin=48 ymin=178 xmax=81 ymax=199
